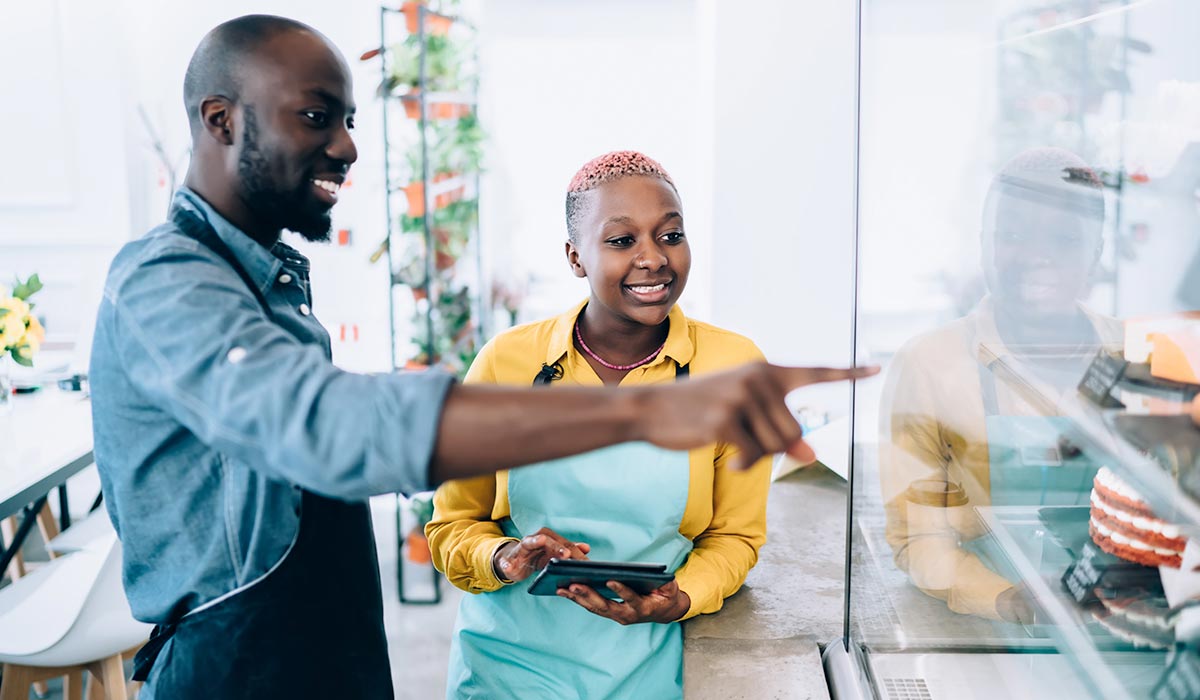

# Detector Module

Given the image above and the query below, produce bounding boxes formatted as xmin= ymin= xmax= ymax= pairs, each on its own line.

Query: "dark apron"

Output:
xmin=132 ymin=206 xmax=393 ymax=699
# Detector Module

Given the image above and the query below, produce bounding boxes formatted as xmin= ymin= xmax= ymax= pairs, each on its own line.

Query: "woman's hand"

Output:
xmin=493 ymin=527 xmax=590 ymax=583
xmin=557 ymin=579 xmax=691 ymax=624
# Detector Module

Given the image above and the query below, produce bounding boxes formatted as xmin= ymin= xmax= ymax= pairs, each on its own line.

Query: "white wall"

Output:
xmin=477 ymin=0 xmax=714 ymax=325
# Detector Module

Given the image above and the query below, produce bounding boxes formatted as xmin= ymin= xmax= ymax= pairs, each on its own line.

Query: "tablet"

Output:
xmin=527 ymin=558 xmax=674 ymax=599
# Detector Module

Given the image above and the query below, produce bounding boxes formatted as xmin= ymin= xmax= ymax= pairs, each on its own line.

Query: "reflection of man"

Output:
xmin=879 ymin=148 xmax=1121 ymax=622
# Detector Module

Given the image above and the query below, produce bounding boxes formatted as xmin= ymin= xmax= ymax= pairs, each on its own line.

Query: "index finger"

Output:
xmin=772 ymin=364 xmax=879 ymax=390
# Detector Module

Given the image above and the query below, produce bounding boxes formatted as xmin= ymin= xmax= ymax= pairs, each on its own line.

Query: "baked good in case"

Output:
xmin=1089 ymin=467 xmax=1187 ymax=568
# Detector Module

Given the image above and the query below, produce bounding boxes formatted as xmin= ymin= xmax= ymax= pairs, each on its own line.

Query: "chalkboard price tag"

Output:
xmin=1078 ymin=351 xmax=1128 ymax=408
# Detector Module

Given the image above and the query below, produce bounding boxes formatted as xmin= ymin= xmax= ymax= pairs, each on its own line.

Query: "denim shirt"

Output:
xmin=90 ymin=188 xmax=455 ymax=623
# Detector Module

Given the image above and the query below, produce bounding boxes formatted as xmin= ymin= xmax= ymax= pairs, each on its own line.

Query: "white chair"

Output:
xmin=0 ymin=534 xmax=152 ymax=700
xmin=46 ymin=507 xmax=114 ymax=555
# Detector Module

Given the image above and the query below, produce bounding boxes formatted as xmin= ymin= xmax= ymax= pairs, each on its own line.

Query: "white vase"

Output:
xmin=0 ymin=354 xmax=12 ymax=410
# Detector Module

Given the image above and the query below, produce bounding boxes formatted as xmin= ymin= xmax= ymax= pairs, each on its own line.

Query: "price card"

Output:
xmin=1152 ymin=646 xmax=1200 ymax=700
xmin=1078 ymin=350 xmax=1128 ymax=408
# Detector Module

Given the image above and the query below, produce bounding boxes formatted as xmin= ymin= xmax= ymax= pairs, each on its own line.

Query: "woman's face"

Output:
xmin=566 ymin=175 xmax=691 ymax=328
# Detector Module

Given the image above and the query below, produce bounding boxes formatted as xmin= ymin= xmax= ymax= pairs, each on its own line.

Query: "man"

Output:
xmin=90 ymin=15 xmax=873 ymax=699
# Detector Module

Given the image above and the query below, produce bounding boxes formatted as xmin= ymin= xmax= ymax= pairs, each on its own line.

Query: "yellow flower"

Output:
xmin=23 ymin=315 xmax=45 ymax=344
xmin=0 ymin=296 xmax=30 ymax=351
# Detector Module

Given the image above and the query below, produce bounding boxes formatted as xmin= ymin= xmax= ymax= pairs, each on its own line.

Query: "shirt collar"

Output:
xmin=171 ymin=188 xmax=311 ymax=295
xmin=545 ymin=299 xmax=695 ymax=368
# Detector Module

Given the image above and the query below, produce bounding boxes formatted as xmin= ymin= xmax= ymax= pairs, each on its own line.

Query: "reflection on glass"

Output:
xmin=880 ymin=148 xmax=1119 ymax=623
xmin=845 ymin=0 xmax=1200 ymax=697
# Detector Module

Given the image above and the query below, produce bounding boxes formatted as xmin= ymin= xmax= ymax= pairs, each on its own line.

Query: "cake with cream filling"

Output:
xmin=1091 ymin=588 xmax=1178 ymax=649
xmin=1089 ymin=466 xmax=1187 ymax=569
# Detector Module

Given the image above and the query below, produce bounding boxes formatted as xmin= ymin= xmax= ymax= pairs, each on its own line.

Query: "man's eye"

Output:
xmin=346 ymin=117 xmax=356 ymax=130
xmin=607 ymin=236 xmax=634 ymax=247
xmin=303 ymin=111 xmax=329 ymax=126
xmin=662 ymin=231 xmax=685 ymax=243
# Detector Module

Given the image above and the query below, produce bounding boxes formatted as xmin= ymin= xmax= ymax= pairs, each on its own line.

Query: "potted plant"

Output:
xmin=405 ymin=494 xmax=435 ymax=564
xmin=0 ymin=274 xmax=45 ymax=405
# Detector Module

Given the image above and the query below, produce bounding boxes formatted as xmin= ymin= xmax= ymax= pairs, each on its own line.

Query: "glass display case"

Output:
xmin=827 ymin=1 xmax=1200 ymax=698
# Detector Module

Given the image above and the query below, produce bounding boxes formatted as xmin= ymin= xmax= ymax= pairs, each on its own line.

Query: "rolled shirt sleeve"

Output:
xmin=108 ymin=239 xmax=454 ymax=499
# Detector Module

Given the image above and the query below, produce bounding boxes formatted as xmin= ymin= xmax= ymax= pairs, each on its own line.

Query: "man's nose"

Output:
xmin=328 ymin=124 xmax=358 ymax=166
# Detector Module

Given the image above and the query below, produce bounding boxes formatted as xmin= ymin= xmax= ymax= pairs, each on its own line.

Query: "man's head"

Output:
xmin=981 ymin=147 xmax=1105 ymax=315
xmin=183 ymin=15 xmax=357 ymax=242
xmin=564 ymin=151 xmax=690 ymax=328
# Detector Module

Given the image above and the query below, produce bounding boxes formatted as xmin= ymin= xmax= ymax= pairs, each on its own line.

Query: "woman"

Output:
xmin=426 ymin=151 xmax=772 ymax=699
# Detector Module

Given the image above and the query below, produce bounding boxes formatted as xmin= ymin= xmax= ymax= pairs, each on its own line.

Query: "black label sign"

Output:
xmin=1078 ymin=350 xmax=1128 ymax=408
xmin=1153 ymin=646 xmax=1200 ymax=700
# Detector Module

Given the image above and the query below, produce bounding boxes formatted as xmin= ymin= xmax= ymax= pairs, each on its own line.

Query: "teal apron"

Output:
xmin=446 ymin=363 xmax=693 ymax=700
xmin=971 ymin=360 xmax=1097 ymax=579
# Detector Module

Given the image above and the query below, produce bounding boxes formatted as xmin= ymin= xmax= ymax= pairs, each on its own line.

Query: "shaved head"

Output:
xmin=180 ymin=14 xmax=358 ymax=246
xmin=183 ymin=15 xmax=320 ymax=135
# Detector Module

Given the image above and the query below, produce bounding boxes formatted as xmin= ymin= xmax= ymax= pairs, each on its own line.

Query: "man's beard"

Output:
xmin=237 ymin=106 xmax=332 ymax=242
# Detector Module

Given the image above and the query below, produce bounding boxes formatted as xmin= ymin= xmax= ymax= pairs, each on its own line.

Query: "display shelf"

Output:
xmin=987 ymin=350 xmax=1200 ymax=528
xmin=979 ymin=505 xmax=1168 ymax=700
xmin=372 ymin=2 xmax=485 ymax=376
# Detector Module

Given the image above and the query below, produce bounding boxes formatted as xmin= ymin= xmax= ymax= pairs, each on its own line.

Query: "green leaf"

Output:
xmin=12 ymin=273 xmax=43 ymax=301
xmin=0 ymin=307 xmax=9 ymax=320
xmin=12 ymin=348 xmax=33 ymax=367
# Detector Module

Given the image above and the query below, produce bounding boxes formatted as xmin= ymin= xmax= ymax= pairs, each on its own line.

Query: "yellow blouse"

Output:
xmin=426 ymin=300 xmax=771 ymax=620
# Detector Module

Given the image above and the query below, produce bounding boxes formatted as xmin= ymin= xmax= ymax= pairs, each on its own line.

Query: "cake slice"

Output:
xmin=1089 ymin=466 xmax=1187 ymax=569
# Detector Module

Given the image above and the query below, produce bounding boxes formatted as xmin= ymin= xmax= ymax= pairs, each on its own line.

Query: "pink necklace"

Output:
xmin=574 ymin=321 xmax=665 ymax=371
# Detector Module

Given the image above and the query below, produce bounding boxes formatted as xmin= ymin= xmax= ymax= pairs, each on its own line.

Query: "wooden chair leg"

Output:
xmin=64 ymin=670 xmax=85 ymax=700
xmin=1 ymin=516 xmax=28 ymax=581
xmin=0 ymin=663 xmax=35 ymax=700
xmin=36 ymin=503 xmax=60 ymax=559
xmin=94 ymin=654 xmax=128 ymax=700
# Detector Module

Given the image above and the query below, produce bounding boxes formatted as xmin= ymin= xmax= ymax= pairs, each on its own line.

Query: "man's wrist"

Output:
xmin=614 ymin=387 xmax=650 ymax=444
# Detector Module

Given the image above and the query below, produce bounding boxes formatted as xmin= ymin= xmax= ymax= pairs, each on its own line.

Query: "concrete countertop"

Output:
xmin=683 ymin=464 xmax=848 ymax=699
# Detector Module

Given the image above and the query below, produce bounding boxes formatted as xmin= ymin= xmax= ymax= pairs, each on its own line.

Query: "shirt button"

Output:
xmin=227 ymin=347 xmax=247 ymax=364
xmin=298 ymin=303 xmax=311 ymax=316
xmin=278 ymin=273 xmax=293 ymax=285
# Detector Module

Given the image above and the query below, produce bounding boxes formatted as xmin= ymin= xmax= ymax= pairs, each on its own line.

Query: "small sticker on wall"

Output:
xmin=338 ymin=229 xmax=352 ymax=247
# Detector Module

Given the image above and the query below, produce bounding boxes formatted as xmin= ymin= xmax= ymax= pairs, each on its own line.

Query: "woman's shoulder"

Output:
xmin=467 ymin=314 xmax=568 ymax=385
xmin=684 ymin=317 xmax=765 ymax=368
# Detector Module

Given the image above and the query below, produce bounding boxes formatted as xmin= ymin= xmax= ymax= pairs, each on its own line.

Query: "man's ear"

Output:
xmin=565 ymin=240 xmax=586 ymax=279
xmin=198 ymin=96 xmax=235 ymax=146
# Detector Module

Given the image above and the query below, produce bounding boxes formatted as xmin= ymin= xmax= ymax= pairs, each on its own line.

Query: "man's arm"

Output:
xmin=430 ymin=363 xmax=877 ymax=484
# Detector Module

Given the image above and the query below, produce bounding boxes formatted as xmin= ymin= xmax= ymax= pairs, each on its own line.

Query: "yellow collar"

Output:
xmin=545 ymin=299 xmax=695 ymax=369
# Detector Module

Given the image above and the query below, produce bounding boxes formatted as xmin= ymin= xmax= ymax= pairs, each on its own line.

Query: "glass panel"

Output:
xmin=850 ymin=1 xmax=1200 ymax=698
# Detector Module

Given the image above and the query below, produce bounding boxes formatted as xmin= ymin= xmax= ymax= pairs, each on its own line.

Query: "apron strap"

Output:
xmin=132 ymin=207 xmax=277 ymax=682
xmin=170 ymin=206 xmax=274 ymax=321
xmin=131 ymin=622 xmax=178 ymax=682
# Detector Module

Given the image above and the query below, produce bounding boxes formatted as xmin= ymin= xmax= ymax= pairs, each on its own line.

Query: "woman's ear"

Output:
xmin=565 ymin=240 xmax=587 ymax=278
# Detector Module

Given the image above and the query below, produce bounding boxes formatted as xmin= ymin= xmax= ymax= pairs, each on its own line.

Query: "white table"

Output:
xmin=0 ymin=388 xmax=94 ymax=573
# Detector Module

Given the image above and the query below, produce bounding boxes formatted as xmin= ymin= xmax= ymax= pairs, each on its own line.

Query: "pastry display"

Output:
xmin=1089 ymin=467 xmax=1187 ymax=569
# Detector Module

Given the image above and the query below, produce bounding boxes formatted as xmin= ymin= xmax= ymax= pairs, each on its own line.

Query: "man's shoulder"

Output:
xmin=104 ymin=221 xmax=220 ymax=297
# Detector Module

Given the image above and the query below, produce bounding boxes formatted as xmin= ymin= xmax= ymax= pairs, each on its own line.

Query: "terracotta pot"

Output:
xmin=405 ymin=528 xmax=432 ymax=564
xmin=403 ymin=360 xmax=429 ymax=371
xmin=401 ymin=2 xmax=452 ymax=37
xmin=404 ymin=182 xmax=425 ymax=216
xmin=433 ymin=172 xmax=452 ymax=208
xmin=411 ymin=286 xmax=428 ymax=303
xmin=435 ymin=250 xmax=457 ymax=271
xmin=400 ymin=95 xmax=422 ymax=119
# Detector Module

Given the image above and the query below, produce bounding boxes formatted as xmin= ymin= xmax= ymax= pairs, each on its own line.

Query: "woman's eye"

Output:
xmin=346 ymin=117 xmax=356 ymax=130
xmin=303 ymin=111 xmax=329 ymax=127
xmin=662 ymin=231 xmax=686 ymax=243
xmin=607 ymin=236 xmax=634 ymax=247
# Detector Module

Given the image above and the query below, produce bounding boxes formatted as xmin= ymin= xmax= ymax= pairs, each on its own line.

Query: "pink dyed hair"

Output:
xmin=567 ymin=150 xmax=675 ymax=193
xmin=565 ymin=151 xmax=677 ymax=242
